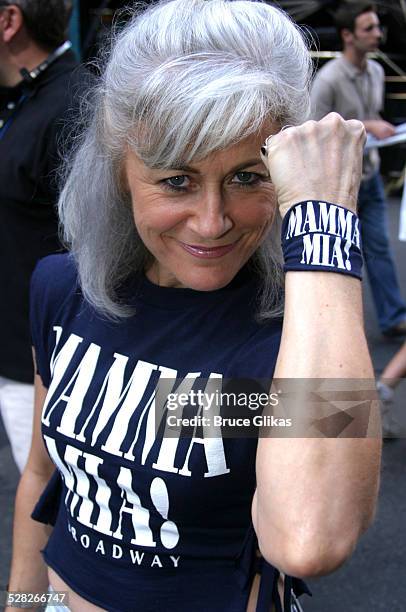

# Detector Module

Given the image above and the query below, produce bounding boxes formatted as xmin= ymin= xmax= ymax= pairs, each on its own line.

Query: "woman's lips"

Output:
xmin=178 ymin=239 xmax=240 ymax=259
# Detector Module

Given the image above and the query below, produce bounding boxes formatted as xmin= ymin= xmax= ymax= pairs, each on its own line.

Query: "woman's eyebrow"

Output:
xmin=231 ymin=159 xmax=265 ymax=172
xmin=158 ymin=158 xmax=264 ymax=174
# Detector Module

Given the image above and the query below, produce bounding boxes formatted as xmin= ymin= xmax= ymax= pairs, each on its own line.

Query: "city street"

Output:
xmin=1 ymin=198 xmax=405 ymax=611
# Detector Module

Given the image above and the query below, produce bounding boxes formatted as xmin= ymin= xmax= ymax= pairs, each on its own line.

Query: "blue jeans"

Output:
xmin=358 ymin=172 xmax=406 ymax=331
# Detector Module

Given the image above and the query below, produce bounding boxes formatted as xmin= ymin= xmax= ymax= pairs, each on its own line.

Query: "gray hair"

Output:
xmin=59 ymin=0 xmax=313 ymax=320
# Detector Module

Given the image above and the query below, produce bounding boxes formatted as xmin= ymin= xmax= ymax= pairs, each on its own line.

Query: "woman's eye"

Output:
xmin=164 ymin=175 xmax=190 ymax=190
xmin=232 ymin=172 xmax=259 ymax=186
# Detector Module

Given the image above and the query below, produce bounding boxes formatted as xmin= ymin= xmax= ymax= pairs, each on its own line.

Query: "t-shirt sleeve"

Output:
xmin=29 ymin=259 xmax=52 ymax=388
xmin=310 ymin=74 xmax=335 ymax=121
xmin=29 ymin=254 xmax=76 ymax=388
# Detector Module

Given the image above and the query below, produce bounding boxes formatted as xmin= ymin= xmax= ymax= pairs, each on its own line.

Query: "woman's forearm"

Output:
xmin=253 ymin=271 xmax=381 ymax=578
xmin=6 ymin=467 xmax=53 ymax=611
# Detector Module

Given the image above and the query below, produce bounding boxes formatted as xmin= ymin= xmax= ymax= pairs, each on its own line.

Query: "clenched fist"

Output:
xmin=261 ymin=113 xmax=366 ymax=218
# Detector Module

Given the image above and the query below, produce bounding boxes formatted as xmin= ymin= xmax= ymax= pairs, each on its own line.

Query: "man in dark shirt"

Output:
xmin=0 ymin=0 xmax=86 ymax=471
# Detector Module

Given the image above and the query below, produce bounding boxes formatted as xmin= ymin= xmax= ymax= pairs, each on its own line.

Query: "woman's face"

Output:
xmin=124 ymin=127 xmax=278 ymax=289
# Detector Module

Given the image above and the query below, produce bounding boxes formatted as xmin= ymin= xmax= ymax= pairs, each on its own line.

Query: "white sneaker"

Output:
xmin=377 ymin=381 xmax=400 ymax=438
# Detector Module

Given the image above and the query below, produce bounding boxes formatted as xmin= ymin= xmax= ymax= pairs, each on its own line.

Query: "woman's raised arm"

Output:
xmin=253 ymin=113 xmax=382 ymax=579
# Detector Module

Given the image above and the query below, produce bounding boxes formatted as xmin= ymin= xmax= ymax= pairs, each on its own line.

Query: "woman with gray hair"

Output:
xmin=7 ymin=1 xmax=381 ymax=611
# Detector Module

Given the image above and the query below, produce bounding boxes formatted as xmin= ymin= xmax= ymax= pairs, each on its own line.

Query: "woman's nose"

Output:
xmin=188 ymin=192 xmax=233 ymax=240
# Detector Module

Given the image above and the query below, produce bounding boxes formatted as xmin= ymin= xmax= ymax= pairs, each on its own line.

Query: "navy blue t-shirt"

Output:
xmin=30 ymin=253 xmax=307 ymax=612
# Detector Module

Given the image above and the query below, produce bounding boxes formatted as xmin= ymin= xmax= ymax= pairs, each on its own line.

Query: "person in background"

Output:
xmin=377 ymin=341 xmax=406 ymax=436
xmin=310 ymin=1 xmax=406 ymax=337
xmin=0 ymin=0 xmax=88 ymax=472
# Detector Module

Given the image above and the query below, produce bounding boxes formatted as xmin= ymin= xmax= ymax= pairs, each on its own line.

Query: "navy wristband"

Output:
xmin=281 ymin=201 xmax=363 ymax=279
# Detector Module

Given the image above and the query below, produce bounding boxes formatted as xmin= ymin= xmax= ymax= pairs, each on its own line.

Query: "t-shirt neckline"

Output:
xmin=132 ymin=264 xmax=257 ymax=309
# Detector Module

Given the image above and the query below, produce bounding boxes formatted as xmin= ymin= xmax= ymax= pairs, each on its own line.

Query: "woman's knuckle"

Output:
xmin=326 ymin=112 xmax=343 ymax=125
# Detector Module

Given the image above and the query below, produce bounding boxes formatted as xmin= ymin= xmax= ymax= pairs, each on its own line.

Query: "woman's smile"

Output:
xmin=176 ymin=237 xmax=241 ymax=259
